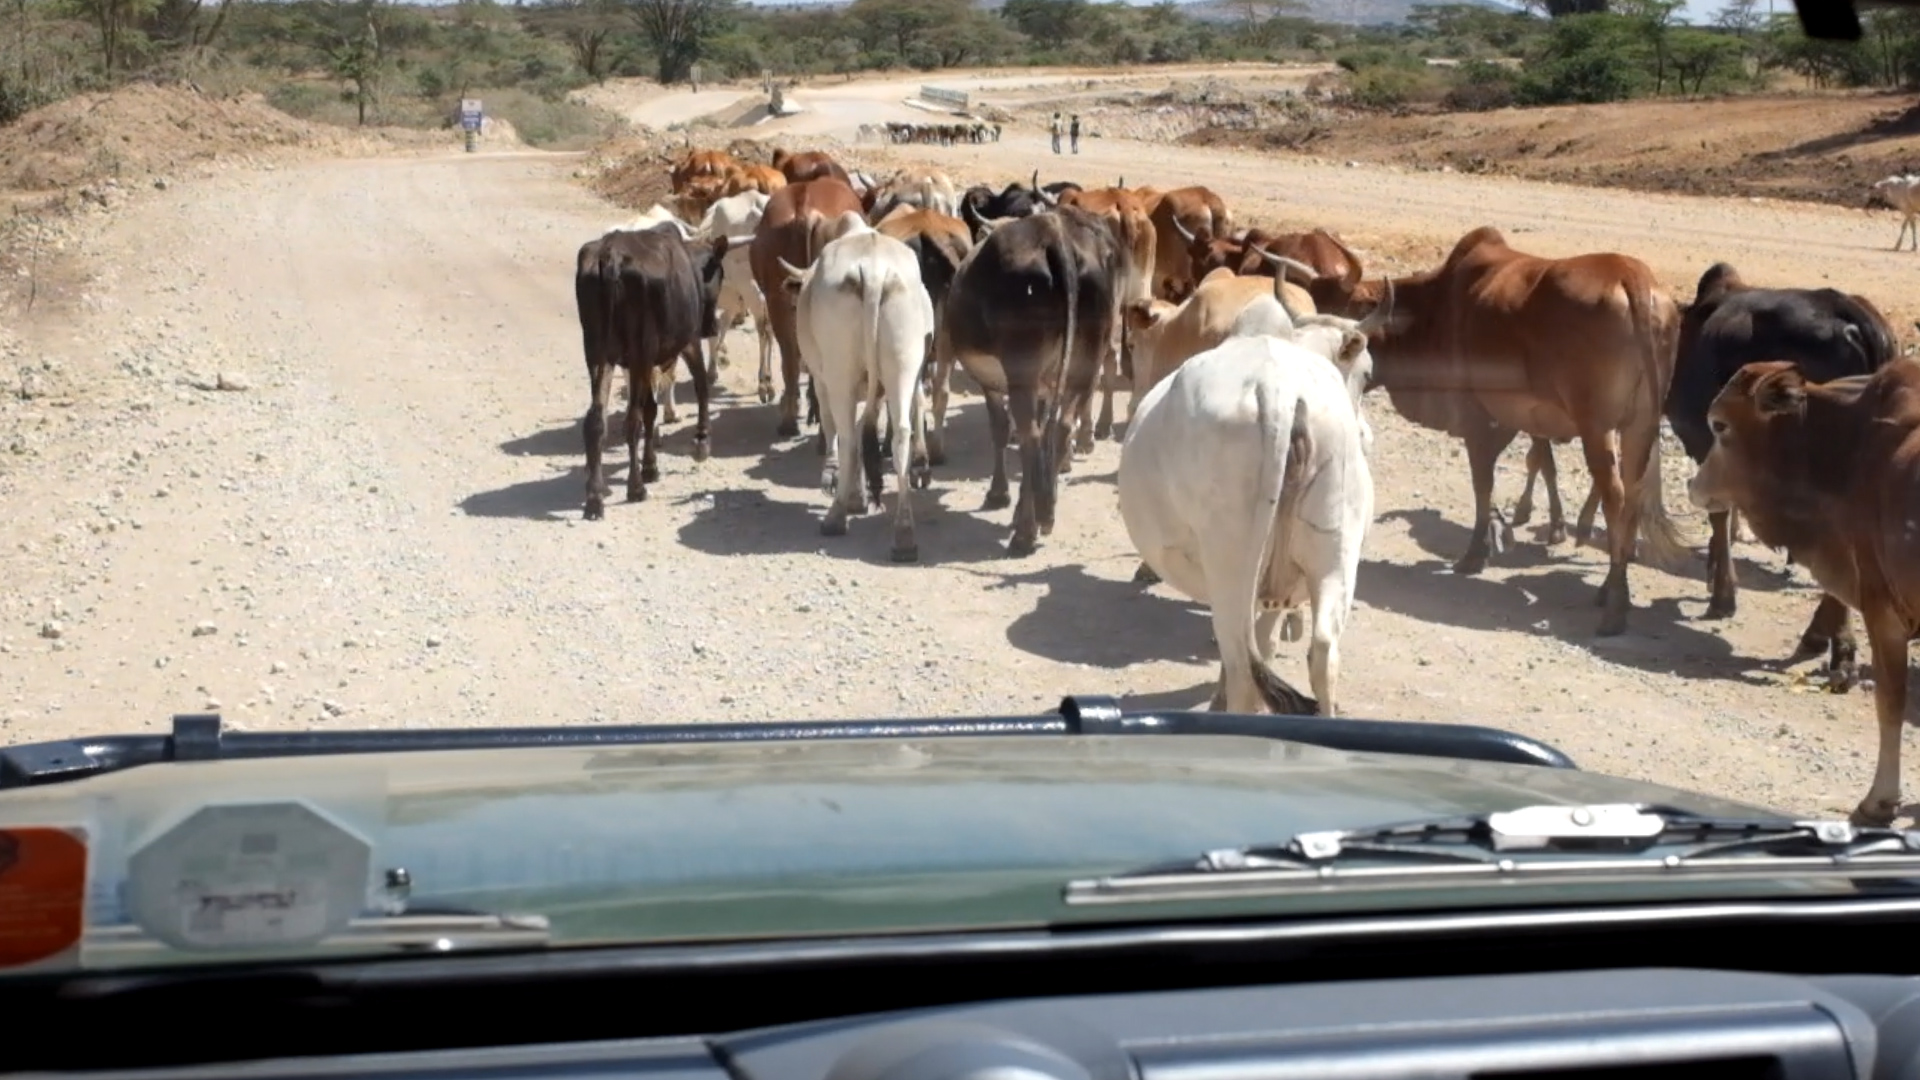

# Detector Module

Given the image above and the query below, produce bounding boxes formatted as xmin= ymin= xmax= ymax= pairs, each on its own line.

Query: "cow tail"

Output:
xmin=1046 ymin=222 xmax=1079 ymax=452
xmin=1247 ymin=386 xmax=1318 ymax=715
xmin=1627 ymin=274 xmax=1689 ymax=573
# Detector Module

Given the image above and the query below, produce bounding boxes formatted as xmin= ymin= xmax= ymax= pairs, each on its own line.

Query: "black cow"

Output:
xmin=575 ymin=225 xmax=731 ymax=520
xmin=1666 ymin=262 xmax=1899 ymax=686
xmin=959 ymin=172 xmax=1053 ymax=240
xmin=942 ymin=205 xmax=1127 ymax=555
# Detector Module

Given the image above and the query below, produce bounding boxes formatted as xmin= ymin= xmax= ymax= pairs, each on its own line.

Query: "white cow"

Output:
xmin=1117 ymin=302 xmax=1384 ymax=717
xmin=607 ymin=204 xmax=694 ymax=238
xmin=1871 ymin=174 xmax=1920 ymax=251
xmin=694 ymin=190 xmax=774 ymax=400
xmin=778 ymin=212 xmax=936 ymax=562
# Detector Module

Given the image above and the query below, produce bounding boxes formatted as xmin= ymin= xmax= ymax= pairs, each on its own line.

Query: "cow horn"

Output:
xmin=1357 ymin=279 xmax=1395 ymax=336
xmin=1116 ymin=175 xmax=1125 ymax=188
xmin=1030 ymin=169 xmax=1040 ymax=191
xmin=1256 ymin=249 xmax=1318 ymax=284
xmin=1173 ymin=217 xmax=1198 ymax=246
xmin=724 ymin=233 xmax=756 ymax=249
xmin=777 ymin=256 xmax=808 ymax=285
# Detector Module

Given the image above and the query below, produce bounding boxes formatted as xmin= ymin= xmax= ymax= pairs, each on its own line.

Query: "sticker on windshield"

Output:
xmin=125 ymin=801 xmax=372 ymax=952
xmin=0 ymin=826 xmax=89 ymax=970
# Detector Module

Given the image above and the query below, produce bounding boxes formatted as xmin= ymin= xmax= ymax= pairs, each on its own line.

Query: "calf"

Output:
xmin=694 ymin=190 xmax=775 ymax=401
xmin=943 ymin=205 xmax=1127 ymax=555
xmin=1688 ymin=360 xmax=1920 ymax=827
xmin=779 ymin=214 xmax=936 ymax=561
xmin=1118 ymin=324 xmax=1378 ymax=715
xmin=574 ymin=227 xmax=736 ymax=519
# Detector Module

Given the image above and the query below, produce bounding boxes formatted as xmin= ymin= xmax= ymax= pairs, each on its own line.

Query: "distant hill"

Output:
xmin=1177 ymin=0 xmax=1520 ymax=26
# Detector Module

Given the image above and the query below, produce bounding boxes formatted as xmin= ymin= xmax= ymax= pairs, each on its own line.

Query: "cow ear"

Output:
xmin=1123 ymin=299 xmax=1161 ymax=332
xmin=1339 ymin=329 xmax=1368 ymax=366
xmin=1752 ymin=368 xmax=1807 ymax=417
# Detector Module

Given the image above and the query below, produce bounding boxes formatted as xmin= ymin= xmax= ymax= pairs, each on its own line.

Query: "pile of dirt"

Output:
xmin=1179 ymin=90 xmax=1920 ymax=209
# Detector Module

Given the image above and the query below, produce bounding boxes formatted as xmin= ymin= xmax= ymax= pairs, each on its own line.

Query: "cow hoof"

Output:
xmin=584 ymin=498 xmax=605 ymax=521
xmin=911 ymin=465 xmax=931 ymax=490
xmin=1828 ymin=666 xmax=1859 ymax=694
xmin=1704 ymin=597 xmax=1736 ymax=621
xmin=821 ymin=515 xmax=849 ymax=537
xmin=1132 ymin=562 xmax=1160 ymax=585
xmin=692 ymin=438 xmax=711 ymax=464
xmin=1595 ymin=607 xmax=1626 ymax=638
xmin=777 ymin=418 xmax=801 ymax=438
xmin=758 ymin=384 xmax=775 ymax=406
xmin=1450 ymin=553 xmax=1488 ymax=576
xmin=1545 ymin=523 xmax=1568 ymax=546
xmin=821 ymin=468 xmax=838 ymax=495
xmin=641 ymin=465 xmax=662 ymax=484
xmin=982 ymin=490 xmax=1012 ymax=512
xmin=1007 ymin=535 xmax=1037 ymax=557
xmin=626 ymin=485 xmax=648 ymax=504
xmin=926 ymin=436 xmax=947 ymax=466
xmin=1094 ymin=420 xmax=1112 ymax=441
xmin=891 ymin=544 xmax=919 ymax=564
xmin=1850 ymin=798 xmax=1900 ymax=829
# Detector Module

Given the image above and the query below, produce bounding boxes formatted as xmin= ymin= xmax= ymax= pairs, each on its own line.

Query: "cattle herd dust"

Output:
xmin=3 ymin=71 xmax=1919 ymax=829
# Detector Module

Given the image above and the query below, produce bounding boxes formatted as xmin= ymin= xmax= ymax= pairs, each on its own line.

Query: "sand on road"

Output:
xmin=1 ymin=78 xmax=1914 ymax=824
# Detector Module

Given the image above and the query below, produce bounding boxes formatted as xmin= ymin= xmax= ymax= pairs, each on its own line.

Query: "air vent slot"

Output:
xmin=1132 ymin=1004 xmax=1848 ymax=1080
xmin=1476 ymin=1059 xmax=1784 ymax=1080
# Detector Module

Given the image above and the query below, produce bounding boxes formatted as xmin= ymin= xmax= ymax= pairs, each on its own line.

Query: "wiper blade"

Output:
xmin=84 ymin=911 xmax=551 ymax=964
xmin=1064 ymin=804 xmax=1920 ymax=905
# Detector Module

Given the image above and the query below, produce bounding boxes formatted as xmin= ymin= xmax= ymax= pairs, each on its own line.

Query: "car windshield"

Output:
xmin=3 ymin=3 xmax=1918 ymax=980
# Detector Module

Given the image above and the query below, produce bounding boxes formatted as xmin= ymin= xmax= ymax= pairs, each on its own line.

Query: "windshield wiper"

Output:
xmin=1064 ymin=803 xmax=1920 ymax=905
xmin=83 ymin=911 xmax=551 ymax=964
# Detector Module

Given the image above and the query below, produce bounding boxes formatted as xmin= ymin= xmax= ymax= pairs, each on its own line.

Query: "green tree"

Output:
xmin=628 ymin=0 xmax=729 ymax=84
xmin=63 ymin=0 xmax=158 ymax=74
xmin=998 ymin=0 xmax=1083 ymax=50
xmin=1666 ymin=27 xmax=1742 ymax=91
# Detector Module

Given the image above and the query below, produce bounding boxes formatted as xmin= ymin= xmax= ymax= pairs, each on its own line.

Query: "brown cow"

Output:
xmin=875 ymin=206 xmax=973 ymax=465
xmin=1147 ymin=186 xmax=1231 ymax=301
xmin=1057 ymin=184 xmax=1158 ymax=445
xmin=1187 ymin=226 xmax=1366 ymax=316
xmin=750 ymin=177 xmax=867 ymax=438
xmin=942 ymin=205 xmax=1128 ymax=555
xmin=670 ymin=149 xmax=739 ymax=194
xmin=771 ymin=147 xmax=852 ymax=187
xmin=1687 ymin=360 xmax=1920 ymax=826
xmin=1361 ymin=226 xmax=1689 ymax=637
xmin=725 ymin=164 xmax=788 ymax=198
xmin=672 ymin=174 xmax=731 ymax=226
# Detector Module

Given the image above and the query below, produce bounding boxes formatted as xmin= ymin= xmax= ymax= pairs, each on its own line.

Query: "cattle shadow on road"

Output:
xmin=978 ymin=563 xmax=1214 ymax=669
xmin=1355 ymin=559 xmax=1770 ymax=686
xmin=1120 ymin=681 xmax=1218 ymax=713
xmin=674 ymin=487 xmax=1014 ymax=566
xmin=1380 ymin=507 xmax=1805 ymax=599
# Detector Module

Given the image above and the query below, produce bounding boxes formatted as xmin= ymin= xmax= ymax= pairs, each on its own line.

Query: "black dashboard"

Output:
xmin=23 ymin=967 xmax=1920 ymax=1080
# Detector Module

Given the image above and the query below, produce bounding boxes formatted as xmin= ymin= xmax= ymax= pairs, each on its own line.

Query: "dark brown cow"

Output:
xmin=771 ymin=148 xmax=852 ymax=187
xmin=1145 ymin=186 xmax=1231 ymax=301
xmin=875 ymin=206 xmax=973 ymax=465
xmin=670 ymin=149 xmax=740 ymax=194
xmin=1361 ymin=225 xmax=1689 ymax=636
xmin=1688 ymin=360 xmax=1920 ymax=826
xmin=574 ymin=226 xmax=731 ymax=520
xmin=750 ymin=177 xmax=866 ymax=437
xmin=943 ymin=206 xmax=1127 ymax=555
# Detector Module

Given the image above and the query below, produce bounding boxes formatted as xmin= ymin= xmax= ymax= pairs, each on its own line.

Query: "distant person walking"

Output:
xmin=1069 ymin=115 xmax=1081 ymax=154
xmin=1050 ymin=112 xmax=1063 ymax=154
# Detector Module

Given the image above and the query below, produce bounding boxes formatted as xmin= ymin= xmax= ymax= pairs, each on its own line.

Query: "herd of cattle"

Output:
xmin=571 ymin=141 xmax=1920 ymax=829
xmin=857 ymin=121 xmax=1005 ymax=146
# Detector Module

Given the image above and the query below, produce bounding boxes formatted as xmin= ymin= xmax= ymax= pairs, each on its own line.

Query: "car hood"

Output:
xmin=3 ymin=731 xmax=1823 ymax=957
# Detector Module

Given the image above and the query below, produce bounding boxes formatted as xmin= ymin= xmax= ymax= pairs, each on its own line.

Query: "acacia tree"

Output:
xmin=64 ymin=0 xmax=158 ymax=75
xmin=628 ymin=0 xmax=730 ymax=84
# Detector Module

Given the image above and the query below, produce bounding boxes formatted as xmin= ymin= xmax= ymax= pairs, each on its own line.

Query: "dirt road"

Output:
xmin=1 ymin=76 xmax=1913 ymax=823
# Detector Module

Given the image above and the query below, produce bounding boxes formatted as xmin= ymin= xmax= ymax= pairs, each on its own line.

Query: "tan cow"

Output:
xmin=1125 ymin=261 xmax=1321 ymax=408
xmin=1147 ymin=186 xmax=1232 ymax=301
xmin=670 ymin=149 xmax=740 ymax=194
